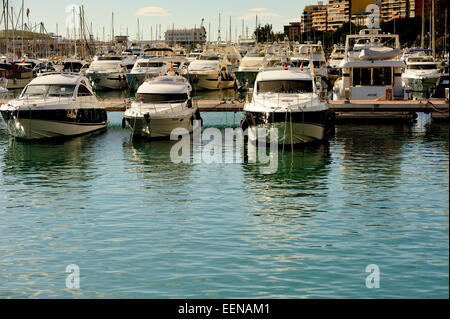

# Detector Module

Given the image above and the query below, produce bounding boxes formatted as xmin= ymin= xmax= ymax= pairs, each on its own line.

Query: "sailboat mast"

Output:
xmin=21 ymin=0 xmax=24 ymax=57
xmin=431 ymin=0 xmax=435 ymax=57
xmin=421 ymin=0 xmax=424 ymax=48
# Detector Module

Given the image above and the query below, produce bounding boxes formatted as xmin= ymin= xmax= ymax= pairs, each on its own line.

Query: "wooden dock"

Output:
xmin=97 ymin=98 xmax=448 ymax=113
xmin=1 ymin=98 xmax=448 ymax=119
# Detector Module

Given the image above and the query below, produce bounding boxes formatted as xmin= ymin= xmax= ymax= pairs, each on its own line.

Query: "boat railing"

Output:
xmin=19 ymin=93 xmax=100 ymax=109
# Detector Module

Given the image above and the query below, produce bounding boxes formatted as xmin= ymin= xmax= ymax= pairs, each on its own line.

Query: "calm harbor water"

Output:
xmin=0 ymin=90 xmax=448 ymax=298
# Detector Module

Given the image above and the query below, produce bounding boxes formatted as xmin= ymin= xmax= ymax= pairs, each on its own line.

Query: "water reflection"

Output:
xmin=2 ymin=131 xmax=104 ymax=184
xmin=242 ymin=144 xmax=332 ymax=217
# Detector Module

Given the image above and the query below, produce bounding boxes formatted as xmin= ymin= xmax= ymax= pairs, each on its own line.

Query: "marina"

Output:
xmin=0 ymin=0 xmax=448 ymax=301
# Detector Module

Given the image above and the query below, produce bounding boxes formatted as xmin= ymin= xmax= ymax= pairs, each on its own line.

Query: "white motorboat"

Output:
xmin=402 ymin=49 xmax=441 ymax=93
xmin=0 ymin=74 xmax=108 ymax=140
xmin=85 ymin=55 xmax=129 ymax=90
xmin=187 ymin=54 xmax=235 ymax=91
xmin=0 ymin=61 xmax=34 ymax=89
xmin=333 ymin=29 xmax=410 ymax=101
xmin=234 ymin=52 xmax=266 ymax=90
xmin=294 ymin=43 xmax=328 ymax=81
xmin=241 ymin=69 xmax=334 ymax=145
xmin=61 ymin=59 xmax=90 ymax=75
xmin=123 ymin=75 xmax=202 ymax=139
xmin=126 ymin=57 xmax=170 ymax=91
xmin=328 ymin=45 xmax=345 ymax=69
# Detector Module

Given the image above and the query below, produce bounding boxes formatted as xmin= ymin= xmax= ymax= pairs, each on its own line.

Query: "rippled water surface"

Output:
xmin=0 ymin=103 xmax=448 ymax=298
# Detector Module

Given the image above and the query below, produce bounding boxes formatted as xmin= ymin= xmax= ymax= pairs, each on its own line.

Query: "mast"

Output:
xmin=421 ymin=0 xmax=425 ymax=48
xmin=445 ymin=8 xmax=448 ymax=57
xmin=229 ymin=16 xmax=231 ymax=43
xmin=111 ymin=12 xmax=114 ymax=43
xmin=431 ymin=0 xmax=435 ymax=57
xmin=218 ymin=13 xmax=221 ymax=42
xmin=21 ymin=0 xmax=24 ymax=57
xmin=137 ymin=18 xmax=140 ymax=43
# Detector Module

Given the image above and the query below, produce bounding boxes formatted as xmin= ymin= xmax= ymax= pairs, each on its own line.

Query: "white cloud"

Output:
xmin=282 ymin=18 xmax=300 ymax=24
xmin=240 ymin=8 xmax=282 ymax=20
xmin=136 ymin=7 xmax=172 ymax=17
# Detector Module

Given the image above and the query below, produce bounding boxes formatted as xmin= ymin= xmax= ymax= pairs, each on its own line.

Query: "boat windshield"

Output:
xmin=291 ymin=60 xmax=310 ymax=67
xmin=199 ymin=56 xmax=219 ymax=61
xmin=21 ymin=84 xmax=76 ymax=98
xmin=408 ymin=64 xmax=437 ymax=70
xmin=136 ymin=93 xmax=188 ymax=103
xmin=137 ymin=62 xmax=166 ymax=68
xmin=257 ymin=80 xmax=313 ymax=94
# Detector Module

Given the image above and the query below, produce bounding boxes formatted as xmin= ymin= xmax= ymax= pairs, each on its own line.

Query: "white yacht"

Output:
xmin=126 ymin=57 xmax=170 ymax=91
xmin=234 ymin=52 xmax=266 ymax=90
xmin=85 ymin=55 xmax=129 ymax=90
xmin=402 ymin=49 xmax=441 ymax=93
xmin=123 ymin=75 xmax=202 ymax=138
xmin=187 ymin=50 xmax=235 ymax=91
xmin=241 ymin=69 xmax=334 ymax=145
xmin=333 ymin=29 xmax=409 ymax=101
xmin=61 ymin=59 xmax=90 ymax=75
xmin=0 ymin=74 xmax=108 ymax=140
xmin=294 ymin=43 xmax=328 ymax=80
xmin=327 ymin=45 xmax=345 ymax=85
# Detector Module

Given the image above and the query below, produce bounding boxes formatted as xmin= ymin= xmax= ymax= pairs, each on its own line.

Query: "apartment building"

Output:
xmin=312 ymin=4 xmax=328 ymax=31
xmin=301 ymin=1 xmax=328 ymax=33
xmin=327 ymin=0 xmax=350 ymax=31
xmin=284 ymin=22 xmax=301 ymax=41
xmin=380 ymin=0 xmax=416 ymax=21
xmin=165 ymin=27 xmax=206 ymax=45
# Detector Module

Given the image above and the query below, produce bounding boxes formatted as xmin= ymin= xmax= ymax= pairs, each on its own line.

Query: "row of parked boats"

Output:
xmin=1 ymin=27 xmax=448 ymax=145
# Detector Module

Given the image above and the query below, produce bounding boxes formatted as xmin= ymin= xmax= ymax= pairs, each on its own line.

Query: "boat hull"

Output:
xmin=86 ymin=72 xmax=129 ymax=90
xmin=126 ymin=73 xmax=159 ymax=91
xmin=1 ymin=109 xmax=108 ymax=140
xmin=242 ymin=110 xmax=334 ymax=145
xmin=124 ymin=111 xmax=197 ymax=138
xmin=402 ymin=75 xmax=440 ymax=92
xmin=187 ymin=73 xmax=235 ymax=91
xmin=4 ymin=78 xmax=33 ymax=90
xmin=234 ymin=71 xmax=258 ymax=90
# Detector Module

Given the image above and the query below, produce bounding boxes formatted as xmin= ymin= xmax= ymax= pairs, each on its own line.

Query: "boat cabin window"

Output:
xmin=136 ymin=93 xmax=188 ymax=103
xmin=407 ymin=64 xmax=437 ymax=70
xmin=137 ymin=62 xmax=166 ymax=68
xmin=77 ymin=85 xmax=93 ymax=96
xmin=313 ymin=61 xmax=326 ymax=68
xmin=352 ymin=67 xmax=392 ymax=86
xmin=291 ymin=60 xmax=309 ymax=67
xmin=199 ymin=56 xmax=219 ymax=61
xmin=257 ymin=80 xmax=313 ymax=94
xmin=21 ymin=84 xmax=76 ymax=98
xmin=63 ymin=62 xmax=83 ymax=72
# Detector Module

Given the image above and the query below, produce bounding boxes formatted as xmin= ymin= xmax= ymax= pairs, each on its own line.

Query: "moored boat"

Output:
xmin=241 ymin=68 xmax=334 ymax=145
xmin=123 ymin=74 xmax=201 ymax=139
xmin=0 ymin=74 xmax=108 ymax=140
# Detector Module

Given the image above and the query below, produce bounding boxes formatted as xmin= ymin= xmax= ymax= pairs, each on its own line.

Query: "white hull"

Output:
xmin=125 ymin=112 xmax=195 ymax=138
xmin=4 ymin=78 xmax=33 ymax=89
xmin=402 ymin=74 xmax=440 ymax=92
xmin=189 ymin=73 xmax=235 ymax=91
xmin=254 ymin=121 xmax=325 ymax=145
xmin=86 ymin=72 xmax=128 ymax=90
xmin=4 ymin=118 xmax=107 ymax=140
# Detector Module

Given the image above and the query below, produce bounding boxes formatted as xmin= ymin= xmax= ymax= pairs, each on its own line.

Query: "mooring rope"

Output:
xmin=427 ymin=101 xmax=449 ymax=113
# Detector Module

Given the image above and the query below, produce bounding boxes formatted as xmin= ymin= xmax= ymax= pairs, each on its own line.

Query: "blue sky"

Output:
xmin=6 ymin=0 xmax=313 ymax=41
